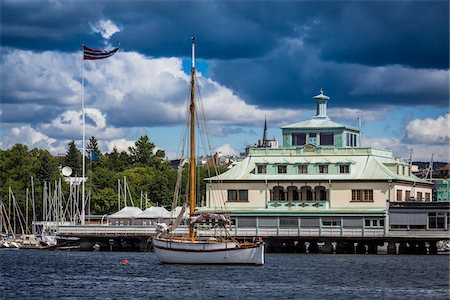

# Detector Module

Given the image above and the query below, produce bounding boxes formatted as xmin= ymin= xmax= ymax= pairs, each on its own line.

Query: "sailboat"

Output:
xmin=152 ymin=37 xmax=265 ymax=265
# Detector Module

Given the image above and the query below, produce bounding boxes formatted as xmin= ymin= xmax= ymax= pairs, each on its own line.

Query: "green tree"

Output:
xmin=87 ymin=136 xmax=101 ymax=156
xmin=91 ymin=187 xmax=118 ymax=214
xmin=129 ymin=135 xmax=165 ymax=168
xmin=104 ymin=147 xmax=130 ymax=172
xmin=64 ymin=141 xmax=81 ymax=176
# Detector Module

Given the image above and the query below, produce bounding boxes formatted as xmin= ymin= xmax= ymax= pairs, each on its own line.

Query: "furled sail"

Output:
xmin=168 ymin=203 xmax=187 ymax=232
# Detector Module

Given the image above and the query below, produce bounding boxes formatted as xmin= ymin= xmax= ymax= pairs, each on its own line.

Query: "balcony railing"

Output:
xmin=268 ymin=200 xmax=330 ymax=209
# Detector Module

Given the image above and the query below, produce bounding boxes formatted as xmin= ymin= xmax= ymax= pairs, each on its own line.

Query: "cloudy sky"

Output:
xmin=0 ymin=0 xmax=448 ymax=161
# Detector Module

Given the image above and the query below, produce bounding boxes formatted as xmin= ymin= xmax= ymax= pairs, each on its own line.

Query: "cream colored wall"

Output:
xmin=207 ymin=182 xmax=267 ymax=210
xmin=329 ymin=181 xmax=390 ymax=209
xmin=393 ymin=183 xmax=433 ymax=201
xmin=207 ymin=181 xmax=433 ymax=210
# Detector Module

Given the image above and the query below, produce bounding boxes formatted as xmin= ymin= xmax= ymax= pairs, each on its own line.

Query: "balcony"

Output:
xmin=267 ymin=200 xmax=330 ymax=209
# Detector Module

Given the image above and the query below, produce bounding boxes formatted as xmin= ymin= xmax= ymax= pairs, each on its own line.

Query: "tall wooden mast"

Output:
xmin=189 ymin=37 xmax=196 ymax=241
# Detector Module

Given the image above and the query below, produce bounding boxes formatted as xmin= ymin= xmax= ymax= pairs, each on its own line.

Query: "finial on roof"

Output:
xmin=313 ymin=88 xmax=330 ymax=119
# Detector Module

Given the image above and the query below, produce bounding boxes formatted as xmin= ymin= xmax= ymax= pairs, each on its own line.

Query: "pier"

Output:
xmin=57 ymin=223 xmax=448 ymax=254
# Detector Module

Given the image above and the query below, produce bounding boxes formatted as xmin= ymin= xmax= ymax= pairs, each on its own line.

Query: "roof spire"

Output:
xmin=262 ymin=115 xmax=268 ymax=146
xmin=313 ymin=88 xmax=330 ymax=119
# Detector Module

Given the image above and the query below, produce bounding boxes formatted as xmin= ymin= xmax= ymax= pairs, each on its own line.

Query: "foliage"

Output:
xmin=0 ymin=135 xmax=228 ymax=226
xmin=128 ymin=135 xmax=165 ymax=168
xmin=64 ymin=141 xmax=82 ymax=176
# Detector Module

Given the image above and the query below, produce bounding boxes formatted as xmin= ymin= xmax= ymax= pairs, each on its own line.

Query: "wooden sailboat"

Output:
xmin=153 ymin=37 xmax=264 ymax=265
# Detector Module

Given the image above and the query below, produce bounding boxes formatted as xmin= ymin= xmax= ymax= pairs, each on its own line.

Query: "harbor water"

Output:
xmin=1 ymin=250 xmax=449 ymax=299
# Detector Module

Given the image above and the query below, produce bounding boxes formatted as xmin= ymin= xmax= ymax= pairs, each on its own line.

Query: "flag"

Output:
xmin=83 ymin=45 xmax=119 ymax=60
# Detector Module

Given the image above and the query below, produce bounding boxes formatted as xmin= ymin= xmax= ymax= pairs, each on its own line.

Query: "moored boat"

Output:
xmin=153 ymin=38 xmax=264 ymax=265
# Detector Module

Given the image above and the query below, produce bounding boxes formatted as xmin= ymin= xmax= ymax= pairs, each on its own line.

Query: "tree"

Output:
xmin=30 ymin=148 xmax=59 ymax=184
xmin=64 ymin=141 xmax=82 ymax=176
xmin=88 ymin=136 xmax=101 ymax=155
xmin=128 ymin=135 xmax=165 ymax=168
xmin=87 ymin=136 xmax=101 ymax=170
xmin=105 ymin=147 xmax=130 ymax=172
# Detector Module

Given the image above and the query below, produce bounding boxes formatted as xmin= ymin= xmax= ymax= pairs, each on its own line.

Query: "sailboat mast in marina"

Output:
xmin=188 ymin=37 xmax=196 ymax=243
xmin=153 ymin=37 xmax=264 ymax=265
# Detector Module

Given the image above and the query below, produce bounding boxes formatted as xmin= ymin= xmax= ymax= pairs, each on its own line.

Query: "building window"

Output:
xmin=280 ymin=217 xmax=298 ymax=228
xmin=339 ymin=165 xmax=350 ymax=174
xmin=298 ymin=165 xmax=308 ymax=174
xmin=278 ymin=165 xmax=287 ymax=174
xmin=405 ymin=190 xmax=411 ymax=201
xmin=228 ymin=189 xmax=248 ymax=202
xmin=292 ymin=133 xmax=306 ymax=146
xmin=417 ymin=192 xmax=423 ymax=201
xmin=320 ymin=132 xmax=334 ymax=146
xmin=319 ymin=165 xmax=328 ymax=174
xmin=239 ymin=190 xmax=248 ymax=201
xmin=428 ymin=213 xmax=445 ymax=229
xmin=228 ymin=190 xmax=237 ymax=201
xmin=396 ymin=189 xmax=402 ymax=201
xmin=237 ymin=217 xmax=256 ymax=228
xmin=365 ymin=219 xmax=384 ymax=227
xmin=346 ymin=133 xmax=357 ymax=147
xmin=425 ymin=193 xmax=431 ymax=202
xmin=322 ymin=218 xmax=341 ymax=227
xmin=351 ymin=189 xmax=373 ymax=202
xmin=257 ymin=164 xmax=267 ymax=174
xmin=352 ymin=190 xmax=362 ymax=201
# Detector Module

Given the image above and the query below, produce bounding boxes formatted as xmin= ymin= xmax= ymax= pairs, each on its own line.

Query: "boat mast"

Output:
xmin=189 ymin=37 xmax=196 ymax=241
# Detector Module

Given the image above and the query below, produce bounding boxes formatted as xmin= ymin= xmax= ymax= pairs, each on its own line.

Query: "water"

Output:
xmin=1 ymin=251 xmax=448 ymax=299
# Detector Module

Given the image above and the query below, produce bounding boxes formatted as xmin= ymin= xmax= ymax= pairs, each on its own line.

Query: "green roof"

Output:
xmin=207 ymin=148 xmax=431 ymax=185
xmin=282 ymin=117 xmax=359 ymax=131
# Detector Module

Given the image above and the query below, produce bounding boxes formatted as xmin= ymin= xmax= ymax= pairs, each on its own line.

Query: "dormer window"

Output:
xmin=298 ymin=165 xmax=308 ymax=174
xmin=339 ymin=164 xmax=350 ymax=173
xmin=278 ymin=165 xmax=287 ymax=174
xmin=319 ymin=165 xmax=328 ymax=174
xmin=257 ymin=164 xmax=267 ymax=174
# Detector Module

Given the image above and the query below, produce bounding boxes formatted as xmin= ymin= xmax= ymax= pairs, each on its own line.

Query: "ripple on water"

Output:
xmin=1 ymin=251 xmax=449 ymax=299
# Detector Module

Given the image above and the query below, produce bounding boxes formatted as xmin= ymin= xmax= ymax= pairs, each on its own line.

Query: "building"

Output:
xmin=434 ymin=180 xmax=450 ymax=202
xmin=203 ymin=90 xmax=437 ymax=236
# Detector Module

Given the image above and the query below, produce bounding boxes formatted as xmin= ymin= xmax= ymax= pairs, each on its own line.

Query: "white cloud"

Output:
xmin=214 ymin=143 xmax=238 ymax=156
xmin=406 ymin=114 xmax=450 ymax=145
xmin=363 ymin=136 xmax=449 ymax=162
xmin=1 ymin=49 xmax=304 ymax=129
xmin=41 ymin=108 xmax=124 ymax=140
xmin=90 ymin=19 xmax=121 ymax=39
xmin=1 ymin=49 xmax=81 ymax=106
xmin=328 ymin=107 xmax=389 ymax=123
xmin=105 ymin=138 xmax=135 ymax=153
xmin=0 ymin=125 xmax=66 ymax=154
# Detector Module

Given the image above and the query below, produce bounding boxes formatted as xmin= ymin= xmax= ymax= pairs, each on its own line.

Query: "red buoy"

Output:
xmin=121 ymin=259 xmax=129 ymax=264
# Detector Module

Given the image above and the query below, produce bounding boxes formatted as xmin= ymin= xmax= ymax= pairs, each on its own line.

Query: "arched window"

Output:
xmin=272 ymin=186 xmax=285 ymax=201
xmin=287 ymin=186 xmax=299 ymax=201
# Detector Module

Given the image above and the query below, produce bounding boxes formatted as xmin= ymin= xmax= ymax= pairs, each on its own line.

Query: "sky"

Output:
xmin=0 ymin=0 xmax=449 ymax=162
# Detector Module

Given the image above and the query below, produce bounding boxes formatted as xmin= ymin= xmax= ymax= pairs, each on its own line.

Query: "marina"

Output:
xmin=1 ymin=1 xmax=448 ymax=299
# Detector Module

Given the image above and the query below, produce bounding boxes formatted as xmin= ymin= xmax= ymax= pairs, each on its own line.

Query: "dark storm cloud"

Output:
xmin=2 ymin=1 xmax=447 ymax=67
xmin=310 ymin=2 xmax=449 ymax=70
xmin=1 ymin=0 xmax=448 ymax=112
xmin=1 ymin=103 xmax=63 ymax=124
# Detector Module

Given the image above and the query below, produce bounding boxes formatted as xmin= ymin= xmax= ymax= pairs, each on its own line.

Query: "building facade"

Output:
xmin=203 ymin=90 xmax=436 ymax=236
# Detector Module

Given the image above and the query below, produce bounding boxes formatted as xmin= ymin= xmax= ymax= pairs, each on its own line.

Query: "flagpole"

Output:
xmin=81 ymin=44 xmax=86 ymax=225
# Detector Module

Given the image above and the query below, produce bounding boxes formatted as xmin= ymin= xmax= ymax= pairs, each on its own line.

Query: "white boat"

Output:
xmin=153 ymin=38 xmax=264 ymax=265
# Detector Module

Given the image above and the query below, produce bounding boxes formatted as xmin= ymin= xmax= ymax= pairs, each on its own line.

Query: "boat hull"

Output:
xmin=153 ymin=238 xmax=265 ymax=265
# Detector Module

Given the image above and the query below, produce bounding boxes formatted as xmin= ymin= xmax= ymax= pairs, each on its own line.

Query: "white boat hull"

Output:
xmin=153 ymin=238 xmax=265 ymax=265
